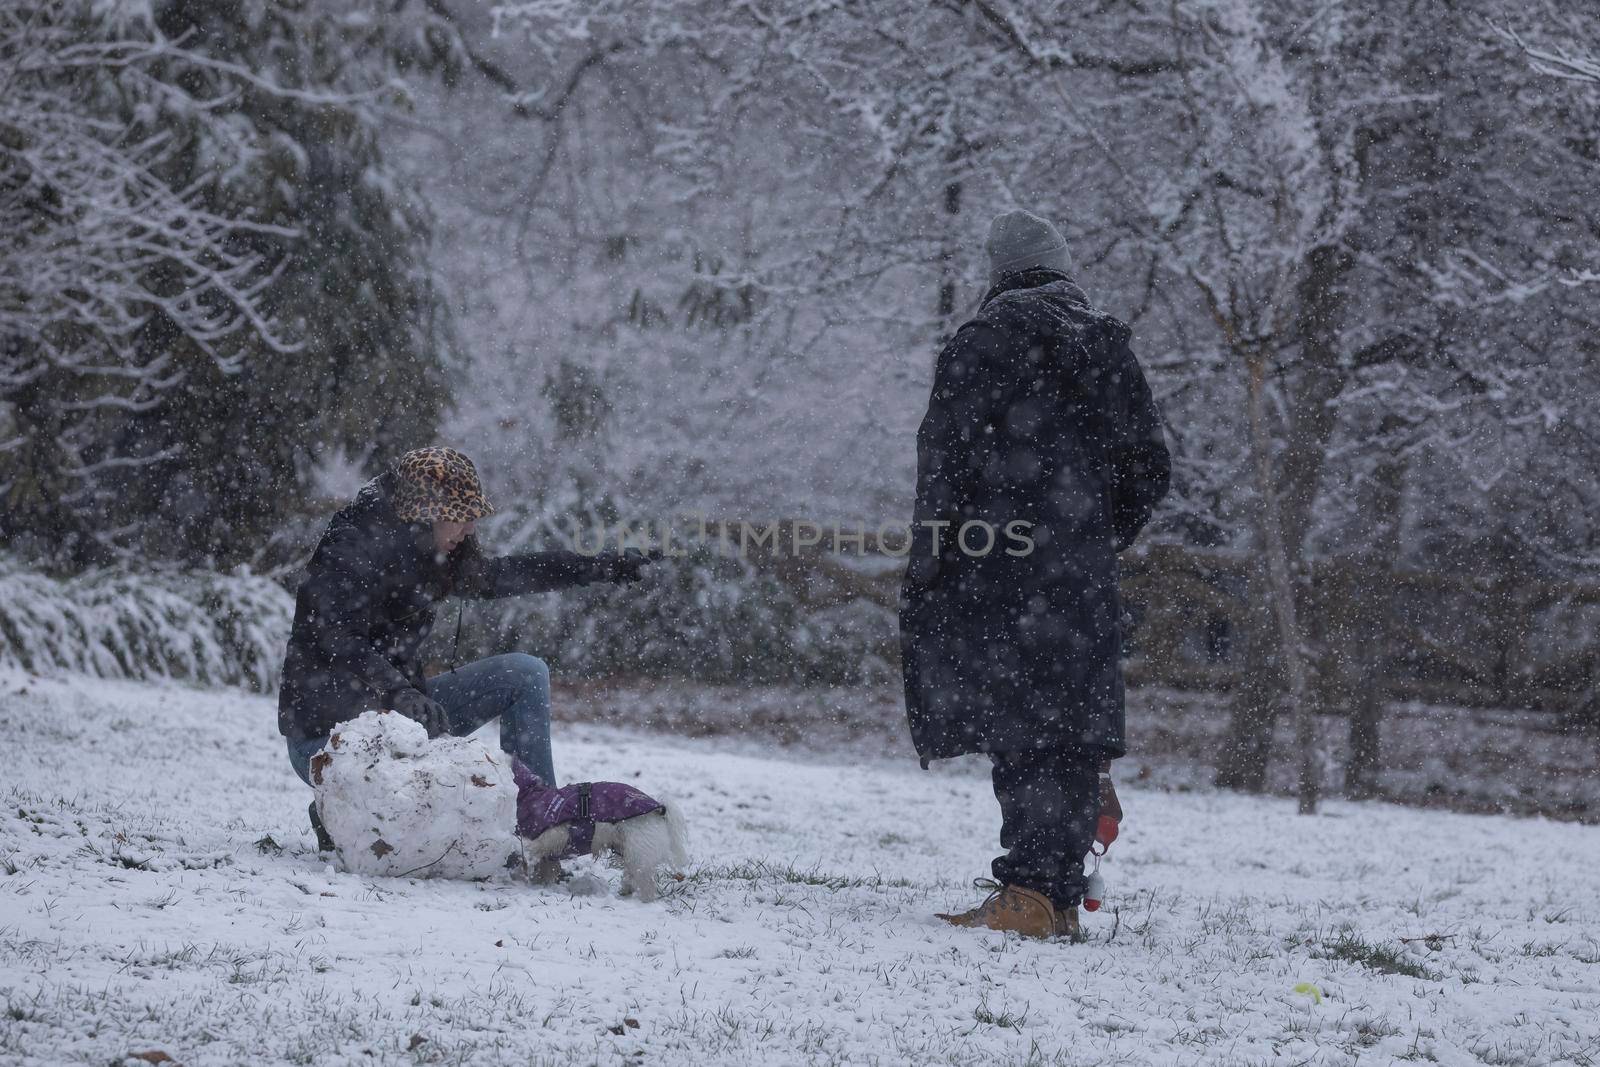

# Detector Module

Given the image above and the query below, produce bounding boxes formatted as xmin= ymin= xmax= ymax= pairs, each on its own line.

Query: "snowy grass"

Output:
xmin=2 ymin=670 xmax=1599 ymax=1066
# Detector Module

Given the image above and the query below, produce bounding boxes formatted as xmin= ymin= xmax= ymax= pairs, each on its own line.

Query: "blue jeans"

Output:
xmin=286 ymin=653 xmax=555 ymax=787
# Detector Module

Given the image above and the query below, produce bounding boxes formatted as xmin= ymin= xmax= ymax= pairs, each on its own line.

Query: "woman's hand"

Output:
xmin=601 ymin=548 xmax=664 ymax=584
xmin=389 ymin=687 xmax=450 ymax=737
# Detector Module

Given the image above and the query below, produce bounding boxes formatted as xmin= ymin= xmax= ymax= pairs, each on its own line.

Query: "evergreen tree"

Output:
xmin=1 ymin=0 xmax=468 ymax=568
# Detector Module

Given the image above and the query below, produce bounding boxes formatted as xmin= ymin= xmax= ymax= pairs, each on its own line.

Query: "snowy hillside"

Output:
xmin=2 ymin=670 xmax=1598 ymax=1066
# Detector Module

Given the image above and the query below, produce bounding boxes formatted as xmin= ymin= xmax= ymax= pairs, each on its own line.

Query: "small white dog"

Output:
xmin=513 ymin=760 xmax=690 ymax=902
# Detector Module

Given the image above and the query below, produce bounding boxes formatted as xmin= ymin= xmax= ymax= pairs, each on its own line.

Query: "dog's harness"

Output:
xmin=576 ymin=782 xmax=592 ymax=820
xmin=512 ymin=759 xmax=665 ymax=859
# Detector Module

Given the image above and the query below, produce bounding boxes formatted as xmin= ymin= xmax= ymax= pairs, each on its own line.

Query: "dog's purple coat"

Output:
xmin=512 ymin=757 xmax=666 ymax=858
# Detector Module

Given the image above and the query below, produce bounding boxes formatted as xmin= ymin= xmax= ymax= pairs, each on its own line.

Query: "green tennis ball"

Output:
xmin=1293 ymin=982 xmax=1323 ymax=1004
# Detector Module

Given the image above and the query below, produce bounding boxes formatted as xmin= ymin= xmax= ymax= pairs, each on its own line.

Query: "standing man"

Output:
xmin=900 ymin=210 xmax=1170 ymax=940
xmin=279 ymin=446 xmax=657 ymax=850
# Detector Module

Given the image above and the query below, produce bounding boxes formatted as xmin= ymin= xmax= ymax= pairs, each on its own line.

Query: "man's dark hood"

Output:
xmin=980 ymin=268 xmax=1089 ymax=311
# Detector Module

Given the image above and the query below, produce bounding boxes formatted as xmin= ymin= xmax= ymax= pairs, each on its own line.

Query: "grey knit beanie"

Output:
xmin=986 ymin=210 xmax=1074 ymax=287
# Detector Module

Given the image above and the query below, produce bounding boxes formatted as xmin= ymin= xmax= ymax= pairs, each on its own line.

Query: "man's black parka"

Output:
xmin=899 ymin=271 xmax=1171 ymax=764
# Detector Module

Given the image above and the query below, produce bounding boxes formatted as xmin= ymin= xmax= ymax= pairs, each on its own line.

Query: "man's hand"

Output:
xmin=601 ymin=547 xmax=664 ymax=584
xmin=389 ymin=688 xmax=450 ymax=738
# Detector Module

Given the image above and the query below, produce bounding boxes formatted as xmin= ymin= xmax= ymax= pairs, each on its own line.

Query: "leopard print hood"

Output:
xmin=388 ymin=447 xmax=494 ymax=524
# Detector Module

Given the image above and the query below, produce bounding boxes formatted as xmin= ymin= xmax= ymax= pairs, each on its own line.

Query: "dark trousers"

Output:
xmin=990 ymin=748 xmax=1101 ymax=909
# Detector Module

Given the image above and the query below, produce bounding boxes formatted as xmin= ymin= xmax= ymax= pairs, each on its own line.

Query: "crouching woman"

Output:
xmin=277 ymin=446 xmax=655 ymax=849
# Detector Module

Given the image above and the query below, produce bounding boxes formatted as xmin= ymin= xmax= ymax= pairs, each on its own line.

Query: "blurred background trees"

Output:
xmin=3 ymin=0 xmax=1598 ymax=805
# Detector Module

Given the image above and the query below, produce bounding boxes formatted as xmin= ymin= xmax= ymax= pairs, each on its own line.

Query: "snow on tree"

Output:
xmin=0 ymin=1 xmax=293 ymax=563
xmin=1 ymin=0 xmax=472 ymax=568
xmin=473 ymin=0 xmax=1600 ymax=779
xmin=1494 ymin=14 xmax=1600 ymax=296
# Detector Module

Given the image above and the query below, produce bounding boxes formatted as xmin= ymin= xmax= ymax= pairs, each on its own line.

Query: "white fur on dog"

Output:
xmin=522 ymin=798 xmax=690 ymax=901
xmin=310 ymin=710 xmax=518 ymax=879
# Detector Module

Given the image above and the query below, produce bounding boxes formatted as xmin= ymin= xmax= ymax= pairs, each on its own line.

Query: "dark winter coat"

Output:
xmin=278 ymin=472 xmax=610 ymax=739
xmin=899 ymin=271 xmax=1171 ymax=763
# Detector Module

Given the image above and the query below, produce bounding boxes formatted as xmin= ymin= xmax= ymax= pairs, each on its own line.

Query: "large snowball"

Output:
xmin=309 ymin=709 xmax=518 ymax=880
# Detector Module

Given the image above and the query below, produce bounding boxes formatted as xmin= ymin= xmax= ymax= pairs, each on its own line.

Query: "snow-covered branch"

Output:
xmin=1494 ymin=23 xmax=1600 ymax=84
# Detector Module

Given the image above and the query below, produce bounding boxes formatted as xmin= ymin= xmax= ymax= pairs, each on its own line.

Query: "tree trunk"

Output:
xmin=936 ymin=134 xmax=965 ymax=324
xmin=1342 ymin=555 xmax=1388 ymax=801
xmin=1345 ymin=458 xmax=1402 ymax=800
xmin=1245 ymin=352 xmax=1320 ymax=814
xmin=1345 ymin=650 xmax=1383 ymax=799
xmin=1216 ymin=244 xmax=1349 ymax=798
xmin=938 ymin=175 xmax=961 ymax=319
xmin=1215 ymin=553 xmax=1281 ymax=793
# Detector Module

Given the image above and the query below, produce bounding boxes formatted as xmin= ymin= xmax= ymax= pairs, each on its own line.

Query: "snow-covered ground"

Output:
xmin=2 ymin=670 xmax=1598 ymax=1066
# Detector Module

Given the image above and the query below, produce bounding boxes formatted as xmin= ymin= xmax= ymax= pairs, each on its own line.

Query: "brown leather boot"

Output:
xmin=937 ymin=881 xmax=1062 ymax=940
